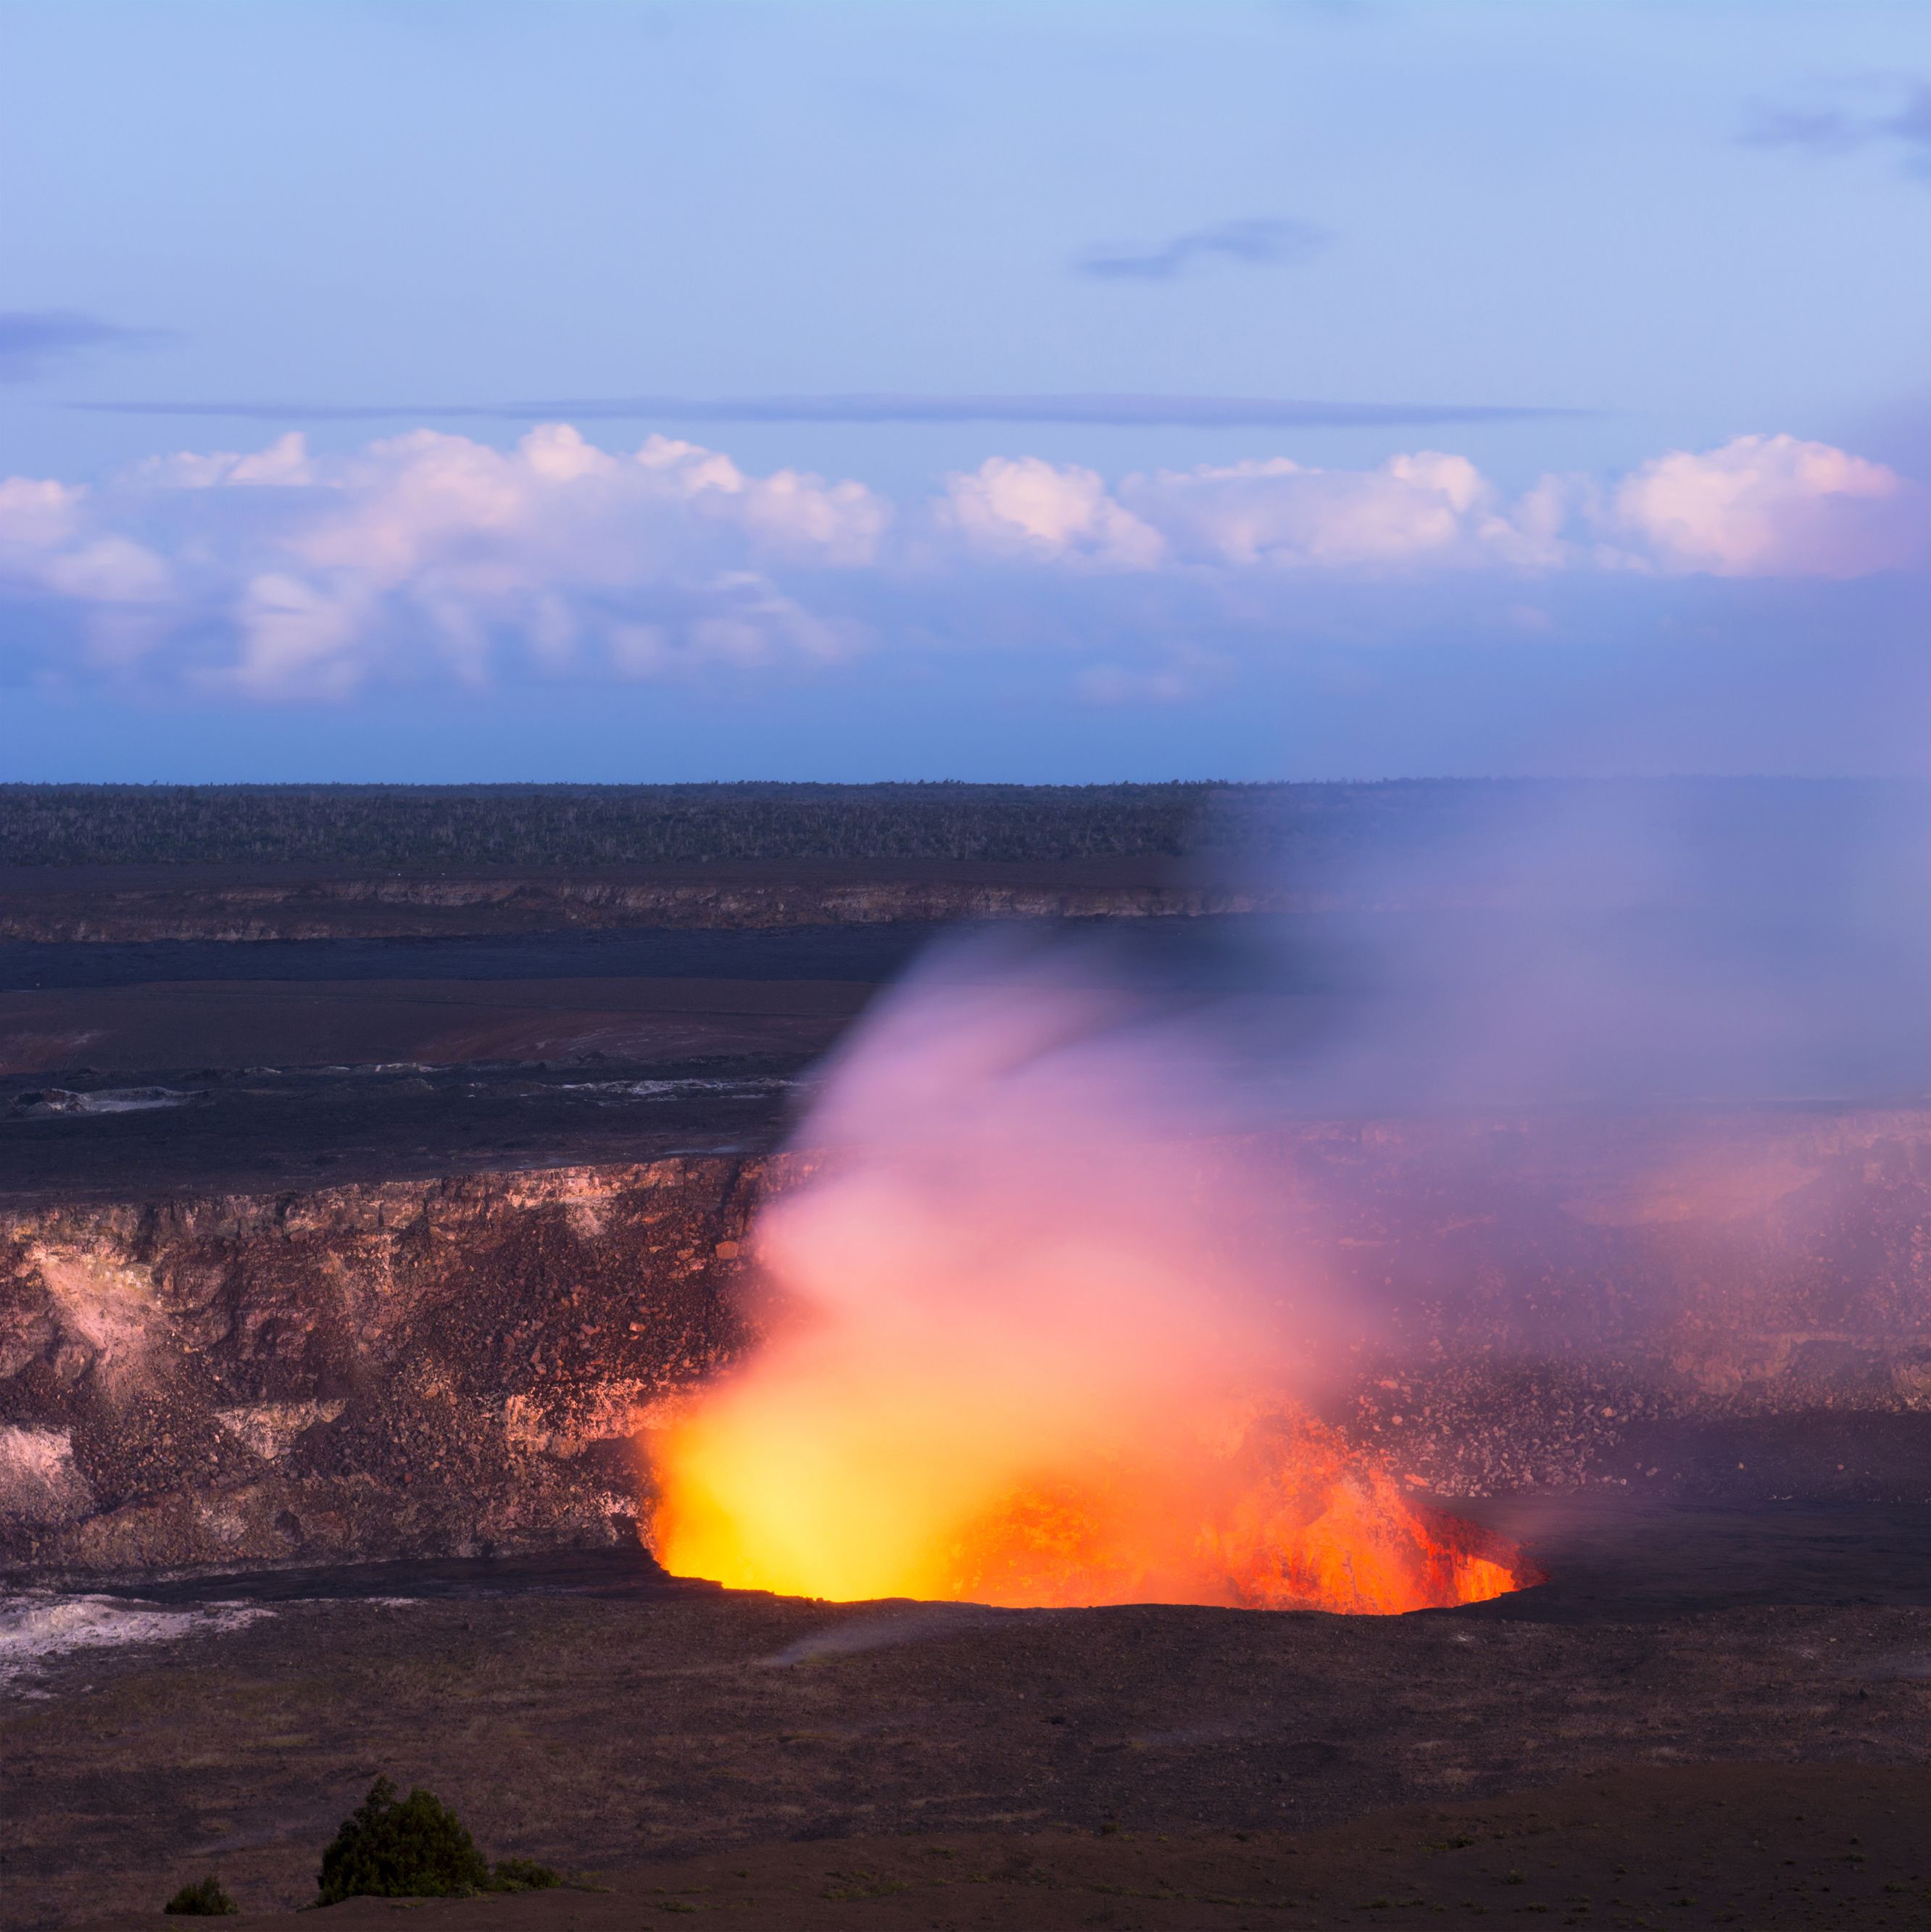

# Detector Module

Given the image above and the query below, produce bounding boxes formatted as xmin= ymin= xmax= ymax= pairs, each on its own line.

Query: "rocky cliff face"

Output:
xmin=4 ymin=1107 xmax=1930 ymax=1581
xmin=0 ymin=1160 xmax=765 ymax=1577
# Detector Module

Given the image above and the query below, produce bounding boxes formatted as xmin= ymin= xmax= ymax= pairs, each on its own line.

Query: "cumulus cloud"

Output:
xmin=934 ymin=450 xmax=1544 ymax=570
xmin=1123 ymin=451 xmax=1563 ymax=569
xmin=1611 ymin=434 xmax=1924 ymax=578
xmin=1 ymin=425 xmax=884 ymax=699
xmin=0 ymin=311 xmax=167 ymax=383
xmin=0 ymin=426 xmax=1921 ymax=701
xmin=1076 ymin=217 xmax=1332 ymax=280
xmin=938 ymin=457 xmax=1166 ymax=567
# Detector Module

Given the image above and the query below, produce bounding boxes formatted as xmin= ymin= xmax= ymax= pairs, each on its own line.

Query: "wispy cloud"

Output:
xmin=1075 ymin=217 xmax=1331 ymax=282
xmin=1741 ymin=81 xmax=1931 ymax=171
xmin=1740 ymin=104 xmax=1866 ymax=155
xmin=0 ymin=310 xmax=170 ymax=383
xmin=74 ymin=392 xmax=1577 ymax=430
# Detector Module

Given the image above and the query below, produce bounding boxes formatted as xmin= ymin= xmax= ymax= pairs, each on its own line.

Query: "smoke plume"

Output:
xmin=649 ymin=779 xmax=1931 ymax=1608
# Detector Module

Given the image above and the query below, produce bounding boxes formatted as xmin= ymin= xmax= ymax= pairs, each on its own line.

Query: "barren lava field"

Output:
xmin=7 ymin=1504 xmax=1931 ymax=1930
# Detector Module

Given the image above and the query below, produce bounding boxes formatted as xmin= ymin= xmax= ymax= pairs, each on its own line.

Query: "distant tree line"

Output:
xmin=0 ymin=778 xmax=1901 ymax=869
xmin=0 ymin=780 xmax=1366 ymax=867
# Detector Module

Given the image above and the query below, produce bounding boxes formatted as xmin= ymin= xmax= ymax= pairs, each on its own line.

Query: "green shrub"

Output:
xmin=314 ymin=1778 xmax=490 ymax=1904
xmin=163 ymin=1877 xmax=238 ymax=1916
xmin=310 ymin=1778 xmax=564 ymax=1906
xmin=489 ymin=1857 xmax=563 ymax=1893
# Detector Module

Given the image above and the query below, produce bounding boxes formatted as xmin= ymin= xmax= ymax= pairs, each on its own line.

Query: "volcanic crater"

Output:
xmin=3 ymin=852 xmax=1929 ymax=1930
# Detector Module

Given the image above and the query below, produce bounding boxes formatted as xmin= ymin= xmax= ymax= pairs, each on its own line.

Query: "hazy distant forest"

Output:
xmin=0 ymin=778 xmax=1900 ymax=869
xmin=0 ymin=780 xmax=1374 ymax=867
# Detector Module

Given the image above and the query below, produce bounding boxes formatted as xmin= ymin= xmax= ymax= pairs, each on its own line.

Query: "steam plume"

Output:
xmin=650 ymin=779 xmax=1931 ymax=1609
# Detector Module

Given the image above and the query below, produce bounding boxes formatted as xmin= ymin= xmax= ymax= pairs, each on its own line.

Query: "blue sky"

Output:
xmin=2 ymin=0 xmax=1929 ymax=780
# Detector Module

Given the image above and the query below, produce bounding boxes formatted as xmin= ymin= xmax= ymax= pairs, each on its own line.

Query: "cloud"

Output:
xmin=1612 ymin=434 xmax=1924 ymax=578
xmin=933 ymin=449 xmax=1545 ymax=571
xmin=0 ymin=425 xmax=883 ymax=699
xmin=1076 ymin=217 xmax=1332 ymax=281
xmin=1740 ymin=104 xmax=1866 ymax=155
xmin=0 ymin=311 xmax=167 ymax=383
xmin=937 ymin=457 xmax=1166 ymax=567
xmin=0 ymin=477 xmax=86 ymax=548
xmin=0 ymin=425 xmax=1922 ymax=703
xmin=1741 ymin=80 xmax=1931 ymax=172
xmin=1116 ymin=451 xmax=1558 ymax=570
xmin=75 ymin=392 xmax=1581 ymax=430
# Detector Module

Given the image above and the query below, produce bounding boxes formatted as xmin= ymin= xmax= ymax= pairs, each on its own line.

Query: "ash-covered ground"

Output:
xmin=6 ymin=1504 xmax=1931 ymax=1929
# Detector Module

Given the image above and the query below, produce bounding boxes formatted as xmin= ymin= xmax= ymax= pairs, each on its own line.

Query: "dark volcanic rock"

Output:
xmin=0 ymin=1160 xmax=767 ymax=1576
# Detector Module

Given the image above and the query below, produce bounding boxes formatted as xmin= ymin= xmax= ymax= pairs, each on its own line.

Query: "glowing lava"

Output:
xmin=653 ymin=1383 xmax=1530 ymax=1613
xmin=647 ymin=958 xmax=1537 ymax=1615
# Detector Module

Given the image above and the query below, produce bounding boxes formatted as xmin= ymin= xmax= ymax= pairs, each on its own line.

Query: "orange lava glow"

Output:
xmin=653 ymin=1394 xmax=1530 ymax=1614
xmin=647 ymin=965 xmax=1538 ymax=1616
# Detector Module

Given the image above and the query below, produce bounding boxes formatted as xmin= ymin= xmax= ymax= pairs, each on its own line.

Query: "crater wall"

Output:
xmin=4 ymin=1107 xmax=1931 ymax=1580
xmin=0 ymin=1160 xmax=763 ymax=1577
